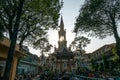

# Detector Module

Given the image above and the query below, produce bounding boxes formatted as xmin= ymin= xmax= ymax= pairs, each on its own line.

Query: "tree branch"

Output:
xmin=0 ymin=14 xmax=8 ymax=28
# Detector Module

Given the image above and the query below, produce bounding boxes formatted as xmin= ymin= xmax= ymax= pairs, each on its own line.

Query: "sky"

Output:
xmin=29 ymin=0 xmax=120 ymax=56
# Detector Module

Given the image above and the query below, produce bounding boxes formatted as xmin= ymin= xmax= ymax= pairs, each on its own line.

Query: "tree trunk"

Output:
xmin=113 ymin=24 xmax=120 ymax=57
xmin=8 ymin=30 xmax=13 ymax=40
xmin=109 ymin=12 xmax=120 ymax=57
xmin=8 ymin=16 xmax=14 ymax=40
xmin=2 ymin=0 xmax=24 ymax=80
xmin=111 ymin=17 xmax=120 ymax=57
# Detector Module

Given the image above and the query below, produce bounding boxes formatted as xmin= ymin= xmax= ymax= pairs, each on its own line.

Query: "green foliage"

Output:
xmin=94 ymin=63 xmax=99 ymax=71
xmin=0 ymin=23 xmax=4 ymax=39
xmin=101 ymin=52 xmax=109 ymax=71
xmin=33 ymin=36 xmax=53 ymax=54
xmin=71 ymin=36 xmax=90 ymax=52
xmin=74 ymin=0 xmax=120 ymax=39
xmin=90 ymin=59 xmax=103 ymax=71
xmin=28 ymin=0 xmax=62 ymax=25
xmin=0 ymin=0 xmax=25 ymax=79
xmin=112 ymin=47 xmax=119 ymax=62
xmin=0 ymin=0 xmax=62 ymax=48
xmin=0 ymin=1 xmax=62 ymax=79
xmin=98 ymin=63 xmax=104 ymax=71
xmin=90 ymin=58 xmax=95 ymax=71
xmin=112 ymin=47 xmax=120 ymax=70
xmin=80 ymin=67 xmax=87 ymax=73
xmin=74 ymin=0 xmax=120 ymax=71
xmin=18 ymin=0 xmax=62 ymax=47
xmin=0 ymin=13 xmax=5 ymax=39
xmin=102 ymin=53 xmax=106 ymax=71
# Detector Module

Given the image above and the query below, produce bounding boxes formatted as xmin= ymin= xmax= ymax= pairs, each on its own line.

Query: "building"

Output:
xmin=17 ymin=47 xmax=39 ymax=75
xmin=90 ymin=43 xmax=115 ymax=63
xmin=83 ymin=43 xmax=116 ymax=70
xmin=0 ymin=38 xmax=25 ymax=80
xmin=38 ymin=53 xmax=49 ymax=72
xmin=81 ymin=53 xmax=91 ymax=69
xmin=0 ymin=38 xmax=39 ymax=80
xmin=47 ymin=16 xmax=77 ymax=72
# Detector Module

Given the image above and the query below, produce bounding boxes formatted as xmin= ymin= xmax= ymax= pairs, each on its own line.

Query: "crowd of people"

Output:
xmin=15 ymin=72 xmax=37 ymax=80
xmin=76 ymin=70 xmax=120 ymax=80
xmin=14 ymin=70 xmax=120 ymax=80
xmin=15 ymin=70 xmax=73 ymax=80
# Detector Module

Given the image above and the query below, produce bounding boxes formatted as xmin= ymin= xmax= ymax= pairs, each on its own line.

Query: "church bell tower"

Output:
xmin=58 ymin=16 xmax=67 ymax=50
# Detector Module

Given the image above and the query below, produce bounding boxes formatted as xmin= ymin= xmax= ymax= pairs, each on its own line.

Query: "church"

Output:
xmin=47 ymin=16 xmax=77 ymax=72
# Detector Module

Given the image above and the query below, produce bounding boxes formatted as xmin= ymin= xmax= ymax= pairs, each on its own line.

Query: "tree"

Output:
xmin=112 ymin=47 xmax=119 ymax=62
xmin=0 ymin=23 xmax=4 ymax=39
xmin=98 ymin=63 xmax=104 ymax=71
xmin=70 ymin=36 xmax=90 ymax=69
xmin=0 ymin=0 xmax=25 ymax=80
xmin=33 ymin=36 xmax=53 ymax=55
xmin=74 ymin=0 xmax=120 ymax=57
xmin=17 ymin=0 xmax=62 ymax=47
xmin=112 ymin=47 xmax=120 ymax=69
xmin=0 ymin=0 xmax=62 ymax=79
xmin=0 ymin=0 xmax=62 ymax=47
xmin=0 ymin=3 xmax=5 ymax=39
xmin=102 ymin=53 xmax=108 ymax=71
xmin=90 ymin=58 xmax=96 ymax=71
xmin=71 ymin=36 xmax=90 ymax=53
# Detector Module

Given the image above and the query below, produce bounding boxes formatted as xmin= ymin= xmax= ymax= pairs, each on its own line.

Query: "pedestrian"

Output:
xmin=26 ymin=74 xmax=32 ymax=80
xmin=108 ymin=77 xmax=114 ymax=80
xmin=0 ymin=72 xmax=2 ymax=80
xmin=88 ymin=71 xmax=94 ymax=78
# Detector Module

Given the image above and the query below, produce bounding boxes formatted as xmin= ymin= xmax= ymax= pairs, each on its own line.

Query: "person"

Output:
xmin=0 ymin=71 xmax=2 ymax=77
xmin=62 ymin=76 xmax=69 ymax=80
xmin=0 ymin=70 xmax=3 ymax=80
xmin=108 ymin=77 xmax=114 ymax=80
xmin=14 ymin=77 xmax=17 ymax=80
xmin=19 ymin=75 xmax=23 ymax=80
xmin=0 ymin=71 xmax=1 ymax=76
xmin=88 ymin=71 xmax=94 ymax=78
xmin=27 ymin=74 xmax=32 ymax=80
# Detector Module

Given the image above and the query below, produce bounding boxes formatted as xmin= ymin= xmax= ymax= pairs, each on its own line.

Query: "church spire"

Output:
xmin=58 ymin=16 xmax=67 ymax=49
xmin=60 ymin=16 xmax=64 ymax=29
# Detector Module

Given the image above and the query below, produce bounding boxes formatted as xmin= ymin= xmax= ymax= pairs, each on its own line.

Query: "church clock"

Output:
xmin=59 ymin=36 xmax=64 ymax=41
